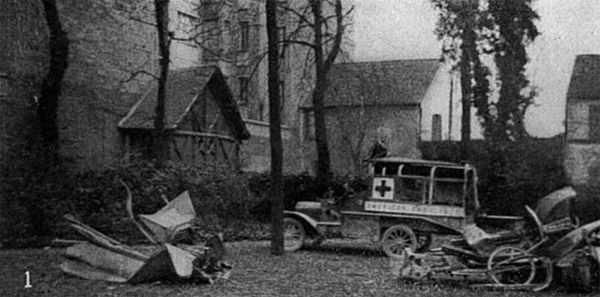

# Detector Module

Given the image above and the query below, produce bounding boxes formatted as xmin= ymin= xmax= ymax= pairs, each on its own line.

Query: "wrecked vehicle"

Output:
xmin=60 ymin=185 xmax=231 ymax=284
xmin=394 ymin=187 xmax=600 ymax=292
xmin=283 ymin=158 xmax=521 ymax=258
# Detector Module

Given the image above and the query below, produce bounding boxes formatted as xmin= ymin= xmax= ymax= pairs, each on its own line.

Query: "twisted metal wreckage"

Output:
xmin=393 ymin=187 xmax=600 ymax=292
xmin=60 ymin=182 xmax=231 ymax=284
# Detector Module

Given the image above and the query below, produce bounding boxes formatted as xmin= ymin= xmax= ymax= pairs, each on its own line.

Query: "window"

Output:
xmin=304 ymin=111 xmax=315 ymax=141
xmin=258 ymin=102 xmax=264 ymax=122
xmin=204 ymin=18 xmax=219 ymax=61
xmin=0 ymin=72 xmax=8 ymax=97
xmin=276 ymin=0 xmax=288 ymax=19
xmin=238 ymin=77 xmax=249 ymax=104
xmin=590 ymin=104 xmax=600 ymax=142
xmin=279 ymin=80 xmax=285 ymax=115
xmin=397 ymin=178 xmax=428 ymax=203
xmin=278 ymin=26 xmax=286 ymax=58
xmin=176 ymin=11 xmax=198 ymax=42
xmin=239 ymin=21 xmax=249 ymax=51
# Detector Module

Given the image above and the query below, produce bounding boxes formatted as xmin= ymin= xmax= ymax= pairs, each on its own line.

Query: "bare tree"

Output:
xmin=39 ymin=0 xmax=69 ymax=158
xmin=266 ymin=0 xmax=284 ymax=255
xmin=118 ymin=0 xmax=172 ymax=165
xmin=281 ymin=0 xmax=352 ymax=180
xmin=152 ymin=0 xmax=171 ymax=165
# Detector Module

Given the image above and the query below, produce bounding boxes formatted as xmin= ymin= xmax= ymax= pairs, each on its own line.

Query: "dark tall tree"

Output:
xmin=310 ymin=0 xmax=341 ymax=179
xmin=487 ymin=0 xmax=539 ymax=141
xmin=432 ymin=0 xmax=539 ymax=144
xmin=153 ymin=0 xmax=171 ymax=165
xmin=39 ymin=0 xmax=69 ymax=156
xmin=266 ymin=0 xmax=284 ymax=255
xmin=282 ymin=0 xmax=350 ymax=180
xmin=432 ymin=0 xmax=487 ymax=158
xmin=310 ymin=0 xmax=345 ymax=180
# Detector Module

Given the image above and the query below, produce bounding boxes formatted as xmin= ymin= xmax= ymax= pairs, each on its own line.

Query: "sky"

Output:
xmin=349 ymin=0 xmax=600 ymax=138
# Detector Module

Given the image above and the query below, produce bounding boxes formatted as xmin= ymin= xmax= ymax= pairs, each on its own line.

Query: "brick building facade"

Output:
xmin=0 ymin=0 xmax=310 ymax=173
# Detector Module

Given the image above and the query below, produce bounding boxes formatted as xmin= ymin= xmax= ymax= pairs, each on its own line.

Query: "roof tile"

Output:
xmin=305 ymin=59 xmax=440 ymax=107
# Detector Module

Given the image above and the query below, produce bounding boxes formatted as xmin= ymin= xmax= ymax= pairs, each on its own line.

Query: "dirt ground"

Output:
xmin=0 ymin=240 xmax=596 ymax=297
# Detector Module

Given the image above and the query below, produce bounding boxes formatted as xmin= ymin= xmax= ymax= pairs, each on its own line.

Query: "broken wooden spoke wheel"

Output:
xmin=487 ymin=246 xmax=536 ymax=286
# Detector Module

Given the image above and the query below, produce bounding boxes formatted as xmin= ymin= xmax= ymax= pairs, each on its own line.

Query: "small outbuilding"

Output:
xmin=119 ymin=66 xmax=250 ymax=167
xmin=564 ymin=54 xmax=600 ymax=185
xmin=300 ymin=59 xmax=440 ymax=177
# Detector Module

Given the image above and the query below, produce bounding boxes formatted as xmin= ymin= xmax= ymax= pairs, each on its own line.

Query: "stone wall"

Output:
xmin=0 ymin=1 xmax=50 ymax=158
xmin=0 ymin=0 xmax=219 ymax=169
xmin=0 ymin=0 xmax=163 ymax=169
xmin=0 ymin=0 xmax=312 ymax=173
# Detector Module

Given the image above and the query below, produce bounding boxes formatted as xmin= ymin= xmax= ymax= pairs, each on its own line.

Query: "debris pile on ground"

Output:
xmin=392 ymin=187 xmax=600 ymax=292
xmin=60 ymin=185 xmax=231 ymax=284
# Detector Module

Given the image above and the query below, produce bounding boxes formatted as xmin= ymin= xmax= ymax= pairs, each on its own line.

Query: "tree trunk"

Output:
xmin=458 ymin=8 xmax=475 ymax=159
xmin=312 ymin=77 xmax=331 ymax=180
xmin=266 ymin=0 xmax=284 ymax=255
xmin=310 ymin=0 xmax=344 ymax=180
xmin=39 ymin=0 xmax=69 ymax=157
xmin=153 ymin=0 xmax=170 ymax=165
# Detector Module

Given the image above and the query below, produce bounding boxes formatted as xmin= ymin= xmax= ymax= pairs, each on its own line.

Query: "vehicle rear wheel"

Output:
xmin=284 ymin=218 xmax=305 ymax=252
xmin=381 ymin=224 xmax=417 ymax=259
xmin=487 ymin=245 xmax=536 ymax=285
xmin=415 ymin=233 xmax=432 ymax=252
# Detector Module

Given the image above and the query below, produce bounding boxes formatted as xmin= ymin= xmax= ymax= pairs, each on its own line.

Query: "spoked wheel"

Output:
xmin=487 ymin=246 xmax=536 ymax=285
xmin=381 ymin=224 xmax=417 ymax=259
xmin=283 ymin=218 xmax=305 ymax=252
xmin=415 ymin=233 xmax=432 ymax=252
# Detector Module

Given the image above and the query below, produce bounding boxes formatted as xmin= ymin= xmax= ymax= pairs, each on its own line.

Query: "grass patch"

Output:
xmin=0 ymin=240 xmax=588 ymax=297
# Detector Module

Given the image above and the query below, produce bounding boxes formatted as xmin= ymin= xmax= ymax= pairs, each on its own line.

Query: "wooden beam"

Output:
xmin=172 ymin=130 xmax=236 ymax=143
xmin=218 ymin=138 xmax=229 ymax=161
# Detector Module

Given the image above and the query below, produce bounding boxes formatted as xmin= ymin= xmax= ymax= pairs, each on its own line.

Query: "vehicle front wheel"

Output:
xmin=381 ymin=224 xmax=417 ymax=259
xmin=284 ymin=217 xmax=306 ymax=252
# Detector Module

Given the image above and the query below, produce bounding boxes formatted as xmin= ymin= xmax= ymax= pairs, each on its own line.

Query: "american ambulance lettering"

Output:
xmin=364 ymin=201 xmax=465 ymax=218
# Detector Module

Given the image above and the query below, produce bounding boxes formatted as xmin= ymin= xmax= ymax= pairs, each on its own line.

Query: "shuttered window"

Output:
xmin=590 ymin=104 xmax=600 ymax=142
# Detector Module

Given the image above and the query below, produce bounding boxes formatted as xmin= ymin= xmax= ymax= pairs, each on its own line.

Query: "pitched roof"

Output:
xmin=304 ymin=59 xmax=440 ymax=108
xmin=567 ymin=54 xmax=600 ymax=102
xmin=119 ymin=66 xmax=250 ymax=140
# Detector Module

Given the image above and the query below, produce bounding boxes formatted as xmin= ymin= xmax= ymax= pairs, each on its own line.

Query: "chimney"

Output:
xmin=432 ymin=114 xmax=442 ymax=141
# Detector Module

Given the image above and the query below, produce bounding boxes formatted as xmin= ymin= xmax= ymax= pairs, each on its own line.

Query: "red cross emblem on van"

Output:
xmin=372 ymin=177 xmax=394 ymax=200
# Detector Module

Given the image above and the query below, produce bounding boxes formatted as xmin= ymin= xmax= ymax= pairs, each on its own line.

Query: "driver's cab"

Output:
xmin=365 ymin=158 xmax=480 ymax=221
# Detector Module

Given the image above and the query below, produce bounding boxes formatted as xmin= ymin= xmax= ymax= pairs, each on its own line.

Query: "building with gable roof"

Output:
xmin=119 ymin=66 xmax=249 ymax=166
xmin=300 ymin=59 xmax=441 ymax=176
xmin=0 ymin=0 xmax=311 ymax=172
xmin=564 ymin=54 xmax=600 ymax=185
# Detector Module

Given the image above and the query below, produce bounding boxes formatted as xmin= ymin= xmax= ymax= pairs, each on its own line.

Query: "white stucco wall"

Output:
xmin=420 ymin=64 xmax=483 ymax=141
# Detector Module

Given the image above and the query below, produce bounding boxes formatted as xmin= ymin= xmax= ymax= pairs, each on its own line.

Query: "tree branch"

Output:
xmin=323 ymin=0 xmax=344 ymax=70
xmin=120 ymin=70 xmax=159 ymax=83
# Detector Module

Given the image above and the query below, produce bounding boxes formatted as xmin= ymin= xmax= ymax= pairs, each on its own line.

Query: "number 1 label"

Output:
xmin=24 ymin=271 xmax=32 ymax=288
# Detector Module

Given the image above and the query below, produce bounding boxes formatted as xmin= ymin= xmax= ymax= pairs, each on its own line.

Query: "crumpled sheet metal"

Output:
xmin=139 ymin=191 xmax=196 ymax=244
xmin=60 ymin=190 xmax=230 ymax=284
xmin=61 ymin=242 xmax=228 ymax=284
xmin=535 ymin=187 xmax=577 ymax=224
